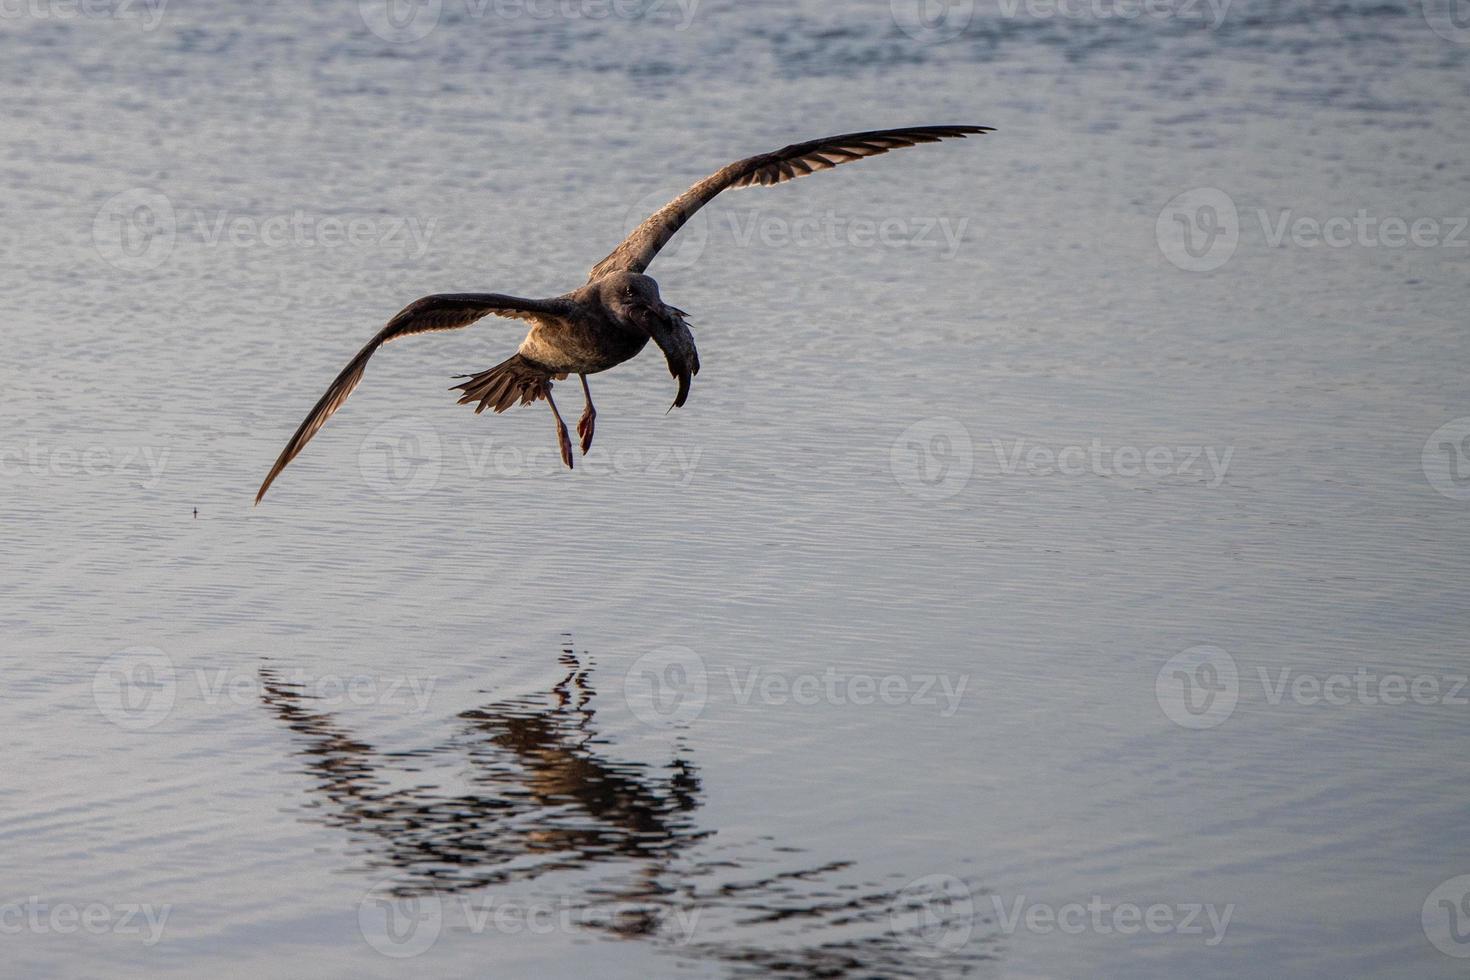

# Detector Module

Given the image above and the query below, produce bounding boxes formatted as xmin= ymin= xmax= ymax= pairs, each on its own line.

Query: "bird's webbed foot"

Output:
xmin=555 ymin=418 xmax=574 ymax=470
xmin=546 ymin=391 xmax=574 ymax=470
xmin=577 ymin=404 xmax=596 ymax=455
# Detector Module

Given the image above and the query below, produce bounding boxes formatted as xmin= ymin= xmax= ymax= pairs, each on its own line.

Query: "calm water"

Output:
xmin=3 ymin=0 xmax=1468 ymax=976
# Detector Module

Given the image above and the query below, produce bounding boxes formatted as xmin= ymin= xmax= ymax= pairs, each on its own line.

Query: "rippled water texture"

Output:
xmin=2 ymin=0 xmax=1468 ymax=976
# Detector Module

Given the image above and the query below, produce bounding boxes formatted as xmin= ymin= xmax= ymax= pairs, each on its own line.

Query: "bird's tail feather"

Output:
xmin=452 ymin=354 xmax=554 ymax=414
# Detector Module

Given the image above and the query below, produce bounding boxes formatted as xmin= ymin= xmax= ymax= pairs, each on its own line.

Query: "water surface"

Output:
xmin=2 ymin=1 xmax=1468 ymax=976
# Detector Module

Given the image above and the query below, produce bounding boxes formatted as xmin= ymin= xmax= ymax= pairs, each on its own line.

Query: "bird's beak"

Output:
xmin=629 ymin=304 xmax=662 ymax=333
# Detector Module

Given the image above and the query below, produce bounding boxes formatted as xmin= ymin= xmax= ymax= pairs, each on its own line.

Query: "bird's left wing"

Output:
xmin=589 ymin=125 xmax=993 ymax=280
xmin=256 ymin=293 xmax=558 ymax=504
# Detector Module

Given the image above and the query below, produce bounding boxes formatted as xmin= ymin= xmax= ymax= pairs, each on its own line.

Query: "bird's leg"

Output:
xmin=577 ymin=374 xmax=596 ymax=455
xmin=545 ymin=389 xmax=573 ymax=470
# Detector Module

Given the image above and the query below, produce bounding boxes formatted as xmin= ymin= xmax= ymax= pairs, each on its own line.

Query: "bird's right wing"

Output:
xmin=255 ymin=293 xmax=558 ymax=504
xmin=589 ymin=125 xmax=993 ymax=280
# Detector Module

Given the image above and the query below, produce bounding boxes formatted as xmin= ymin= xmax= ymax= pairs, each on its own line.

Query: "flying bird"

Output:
xmin=255 ymin=125 xmax=993 ymax=503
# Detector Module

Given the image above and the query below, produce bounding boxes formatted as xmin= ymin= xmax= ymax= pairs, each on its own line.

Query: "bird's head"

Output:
xmin=598 ymin=271 xmax=700 ymax=410
xmin=600 ymin=271 xmax=664 ymax=326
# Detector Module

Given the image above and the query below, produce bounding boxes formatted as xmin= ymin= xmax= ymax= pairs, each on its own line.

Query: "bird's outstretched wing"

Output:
xmin=255 ymin=293 xmax=558 ymax=504
xmin=589 ymin=125 xmax=993 ymax=280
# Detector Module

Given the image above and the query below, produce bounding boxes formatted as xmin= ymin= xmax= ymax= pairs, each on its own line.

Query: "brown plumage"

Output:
xmin=255 ymin=294 xmax=560 ymax=503
xmin=255 ymin=125 xmax=993 ymax=504
xmin=588 ymin=125 xmax=992 ymax=279
xmin=452 ymin=354 xmax=555 ymax=415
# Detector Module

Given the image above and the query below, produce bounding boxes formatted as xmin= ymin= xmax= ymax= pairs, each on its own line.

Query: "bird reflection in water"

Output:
xmin=260 ymin=642 xmax=992 ymax=977
xmin=259 ymin=644 xmax=702 ymax=894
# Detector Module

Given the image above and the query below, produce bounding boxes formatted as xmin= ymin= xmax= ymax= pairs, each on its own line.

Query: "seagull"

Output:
xmin=255 ymin=125 xmax=993 ymax=504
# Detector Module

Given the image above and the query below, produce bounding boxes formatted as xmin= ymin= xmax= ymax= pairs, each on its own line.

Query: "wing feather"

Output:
xmin=255 ymin=293 xmax=557 ymax=504
xmin=589 ymin=125 xmax=993 ymax=280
